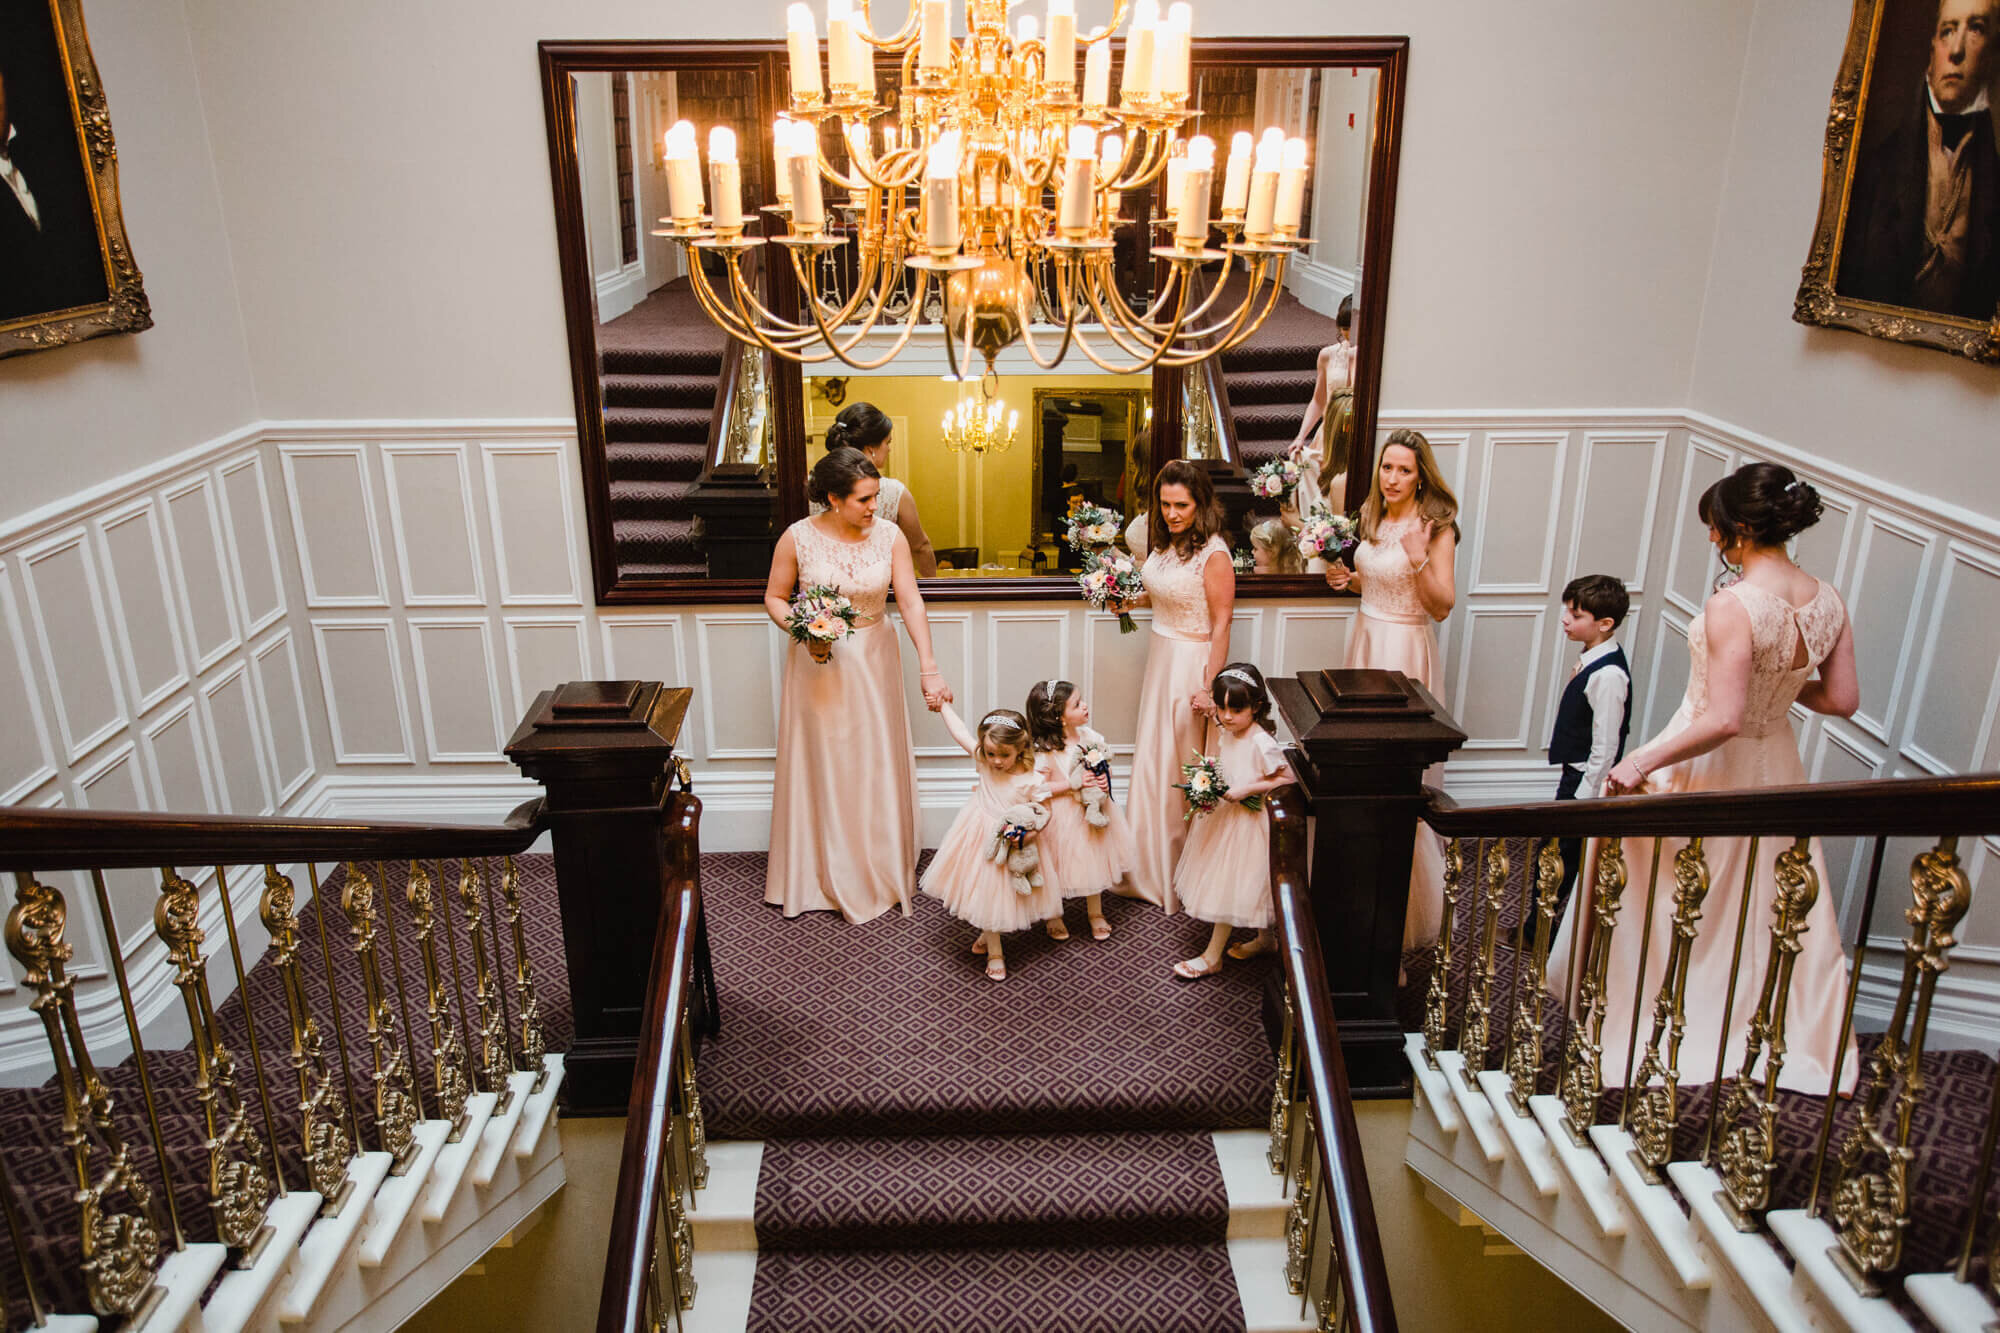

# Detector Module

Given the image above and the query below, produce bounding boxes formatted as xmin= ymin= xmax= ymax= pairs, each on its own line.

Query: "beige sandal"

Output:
xmin=1045 ymin=916 xmax=1070 ymax=941
xmin=1173 ymin=955 xmax=1223 ymax=980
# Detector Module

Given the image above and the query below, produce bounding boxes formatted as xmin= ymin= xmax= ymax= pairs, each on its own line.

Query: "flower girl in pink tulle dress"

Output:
xmin=921 ymin=704 xmax=1063 ymax=981
xmin=1171 ymin=664 xmax=1296 ymax=980
xmin=1025 ymin=679 xmax=1138 ymax=943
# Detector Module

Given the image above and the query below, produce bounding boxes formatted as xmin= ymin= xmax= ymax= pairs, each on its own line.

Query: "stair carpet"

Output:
xmin=689 ymin=852 xmax=1290 ymax=1333
xmin=1215 ymin=285 xmax=1342 ymax=486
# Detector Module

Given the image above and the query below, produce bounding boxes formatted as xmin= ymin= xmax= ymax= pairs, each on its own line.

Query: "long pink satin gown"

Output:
xmin=1344 ymin=514 xmax=1446 ymax=948
xmin=1126 ymin=533 xmax=1231 ymax=912
xmin=765 ymin=517 xmax=921 ymax=923
xmin=1547 ymin=578 xmax=1858 ymax=1095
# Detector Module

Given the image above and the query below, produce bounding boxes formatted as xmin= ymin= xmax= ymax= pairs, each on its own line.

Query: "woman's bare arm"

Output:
xmin=888 ymin=528 xmax=951 ymax=707
xmin=896 ymin=494 xmax=939 ymax=577
xmin=1794 ymin=613 xmax=1859 ymax=718
xmin=763 ymin=529 xmax=800 ymax=629
xmin=1199 ymin=548 xmax=1237 ymax=698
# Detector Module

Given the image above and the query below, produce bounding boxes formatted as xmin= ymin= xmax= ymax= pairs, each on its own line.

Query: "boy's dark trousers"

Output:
xmin=1525 ymin=765 xmax=1585 ymax=947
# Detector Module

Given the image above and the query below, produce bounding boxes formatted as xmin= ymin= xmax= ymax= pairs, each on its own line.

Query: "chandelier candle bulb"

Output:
xmin=826 ymin=0 xmax=857 ymax=90
xmin=1220 ymin=131 xmax=1252 ymax=214
xmin=1244 ymin=129 xmax=1282 ymax=239
xmin=1083 ymin=39 xmax=1111 ymax=109
xmin=919 ymin=0 xmax=950 ymax=71
xmin=785 ymin=123 xmax=825 ymax=229
xmin=786 ymin=4 xmax=823 ymax=102
xmin=1046 ymin=0 xmax=1076 ymax=86
xmin=1060 ymin=125 xmax=1097 ymax=234
xmin=925 ymin=132 xmax=962 ymax=251
xmin=1275 ymin=136 xmax=1308 ymax=235
xmin=1155 ymin=2 xmax=1191 ymax=98
xmin=853 ymin=15 xmax=876 ymax=96
xmin=1122 ymin=0 xmax=1158 ymax=99
xmin=1164 ymin=151 xmax=1187 ymax=218
xmin=1099 ymin=133 xmax=1124 ymax=186
xmin=664 ymin=120 xmax=703 ymax=222
xmin=773 ymin=119 xmax=795 ymax=204
xmin=709 ymin=127 xmax=743 ymax=231
xmin=1176 ymin=134 xmax=1213 ymax=243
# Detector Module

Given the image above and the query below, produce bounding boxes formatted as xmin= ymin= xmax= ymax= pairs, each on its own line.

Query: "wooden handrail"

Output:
xmin=1269 ymin=782 xmax=1398 ymax=1331
xmin=1422 ymin=772 xmax=2000 ymax=840
xmin=703 ymin=332 xmax=749 ymax=473
xmin=596 ymin=787 xmax=702 ymax=1333
xmin=0 ymin=799 xmax=548 ymax=871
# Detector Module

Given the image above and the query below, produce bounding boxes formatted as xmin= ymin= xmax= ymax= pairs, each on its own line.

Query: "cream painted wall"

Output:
xmin=0 ymin=0 xmax=257 ymax=522
xmin=1687 ymin=0 xmax=2000 ymax=519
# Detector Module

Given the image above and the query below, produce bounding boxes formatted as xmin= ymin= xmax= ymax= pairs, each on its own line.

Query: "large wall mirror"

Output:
xmin=540 ymin=35 xmax=1406 ymax=604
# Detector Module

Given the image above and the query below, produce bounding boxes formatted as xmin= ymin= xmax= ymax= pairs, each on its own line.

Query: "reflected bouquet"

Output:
xmin=1078 ymin=550 xmax=1144 ymax=634
xmin=785 ymin=584 xmax=857 ymax=664
xmin=1062 ymin=499 xmax=1124 ymax=552
xmin=1249 ymin=454 xmax=1306 ymax=504
xmin=1176 ymin=751 xmax=1261 ymax=820
xmin=1297 ymin=507 xmax=1360 ymax=567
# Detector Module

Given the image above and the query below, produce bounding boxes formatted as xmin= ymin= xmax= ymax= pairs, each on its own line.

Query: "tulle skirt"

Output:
xmin=1039 ymin=792 xmax=1136 ymax=900
xmin=1126 ymin=633 xmax=1213 ymax=913
xmin=1173 ymin=802 xmax=1276 ymax=929
xmin=921 ymin=803 xmax=1064 ymax=933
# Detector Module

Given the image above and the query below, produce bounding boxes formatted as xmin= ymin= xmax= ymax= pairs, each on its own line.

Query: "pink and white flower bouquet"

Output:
xmin=1078 ymin=550 xmax=1144 ymax=634
xmin=1249 ymin=454 xmax=1305 ymax=504
xmin=1176 ymin=751 xmax=1261 ymax=820
xmin=1296 ymin=506 xmax=1360 ymax=567
xmin=785 ymin=584 xmax=858 ymax=663
xmin=1062 ymin=500 xmax=1124 ymax=553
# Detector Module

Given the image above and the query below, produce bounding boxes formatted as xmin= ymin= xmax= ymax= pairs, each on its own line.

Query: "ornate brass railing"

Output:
xmin=1266 ymin=783 xmax=1397 ymax=1333
xmin=1413 ymin=773 xmax=2000 ymax=1312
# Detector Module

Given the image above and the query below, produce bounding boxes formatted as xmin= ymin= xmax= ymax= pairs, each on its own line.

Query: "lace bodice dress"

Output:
xmin=1353 ymin=515 xmax=1430 ymax=628
xmin=791 ymin=515 xmax=896 ymax=623
xmin=1143 ymin=535 xmax=1229 ymax=641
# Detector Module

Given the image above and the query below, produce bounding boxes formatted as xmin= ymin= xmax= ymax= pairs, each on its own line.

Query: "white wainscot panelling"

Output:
xmin=139 ymin=698 xmax=219 ymax=816
xmin=601 ymin=614 xmax=698 ymax=754
xmin=201 ymin=662 xmax=276 ymax=814
xmin=1468 ymin=433 xmax=1568 ymax=596
xmin=69 ymin=744 xmax=150 ymax=969
xmin=1665 ymin=436 xmax=1733 ymax=613
xmin=1273 ymin=607 xmax=1355 ymax=678
xmin=986 ymin=611 xmax=1070 ymax=716
xmin=1083 ymin=611 xmax=1154 ymax=753
xmin=505 ymin=616 xmax=591 ymax=717
xmin=311 ymin=619 xmax=415 ymax=764
xmin=482 ymin=443 xmax=583 ymax=606
xmin=1809 ymin=720 xmax=1883 ymax=938
xmin=18 ymin=526 xmax=127 ymax=764
xmin=1792 ymin=483 xmax=1857 ymax=596
xmin=1227 ymin=608 xmax=1263 ymax=671
xmin=695 ymin=613 xmax=783 ymax=760
xmin=1953 ymin=837 xmax=2000 ymax=959
xmin=1421 ymin=431 xmax=1472 ymax=502
xmin=161 ymin=474 xmax=245 ymax=672
xmin=1903 ymin=542 xmax=2000 ymax=776
xmin=1640 ymin=607 xmax=1694 ymax=741
xmin=894 ymin=611 xmax=971 ymax=757
xmin=1450 ymin=607 xmax=1547 ymax=750
xmin=1566 ymin=432 xmax=1666 ymax=592
xmin=94 ymin=498 xmax=191 ymax=716
xmin=0 ymin=560 xmax=59 ymax=803
xmin=407 ymin=618 xmax=507 ymax=763
xmin=1846 ymin=509 xmax=1936 ymax=744
xmin=383 ymin=445 xmax=486 ymax=606
xmin=217 ymin=450 xmax=287 ymax=636
xmin=249 ymin=631 xmax=315 ymax=804
xmin=280 ymin=444 xmax=390 ymax=608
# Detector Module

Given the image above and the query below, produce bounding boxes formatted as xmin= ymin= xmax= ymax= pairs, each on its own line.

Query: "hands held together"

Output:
xmin=1601 ymin=757 xmax=1648 ymax=797
xmin=920 ymin=671 xmax=954 ymax=712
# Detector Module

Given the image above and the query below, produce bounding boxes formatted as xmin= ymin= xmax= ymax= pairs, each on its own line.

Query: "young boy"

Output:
xmin=1546 ymin=574 xmax=1632 ymax=926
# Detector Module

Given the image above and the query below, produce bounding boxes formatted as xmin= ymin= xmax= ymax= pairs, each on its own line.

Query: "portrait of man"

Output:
xmin=0 ymin=1 xmax=113 ymax=327
xmin=1835 ymin=0 xmax=2000 ymax=321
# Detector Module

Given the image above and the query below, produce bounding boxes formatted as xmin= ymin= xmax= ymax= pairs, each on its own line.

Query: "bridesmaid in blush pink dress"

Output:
xmin=1126 ymin=461 xmax=1236 ymax=913
xmin=1325 ymin=430 xmax=1460 ymax=949
xmin=1550 ymin=462 xmax=1861 ymax=1095
xmin=763 ymin=449 xmax=954 ymax=923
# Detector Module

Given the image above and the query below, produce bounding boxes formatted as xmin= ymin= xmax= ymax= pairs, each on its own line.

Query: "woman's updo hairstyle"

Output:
xmin=1698 ymin=461 xmax=1823 ymax=551
xmin=809 ymin=447 xmax=881 ymax=507
xmin=824 ymin=401 xmax=894 ymax=454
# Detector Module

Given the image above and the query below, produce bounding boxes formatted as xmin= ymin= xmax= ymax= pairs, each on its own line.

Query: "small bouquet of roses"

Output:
xmin=1073 ymin=739 xmax=1115 ymax=827
xmin=1078 ymin=550 xmax=1144 ymax=634
xmin=1249 ymin=454 xmax=1305 ymax=505
xmin=785 ymin=584 xmax=858 ymax=664
xmin=1176 ymin=751 xmax=1261 ymax=821
xmin=1296 ymin=506 xmax=1360 ymax=568
xmin=1062 ymin=498 xmax=1124 ymax=553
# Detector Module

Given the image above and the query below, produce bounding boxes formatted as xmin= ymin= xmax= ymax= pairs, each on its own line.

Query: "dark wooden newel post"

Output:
xmin=507 ymin=680 xmax=693 ymax=1115
xmin=1273 ymin=668 xmax=1466 ymax=1097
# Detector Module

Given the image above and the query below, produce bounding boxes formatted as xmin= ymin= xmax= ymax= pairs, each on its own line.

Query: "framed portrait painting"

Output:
xmin=1796 ymin=0 xmax=2000 ymax=362
xmin=1 ymin=0 xmax=151 ymax=360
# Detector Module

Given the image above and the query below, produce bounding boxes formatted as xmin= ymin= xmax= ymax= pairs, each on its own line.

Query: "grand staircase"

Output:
xmin=1215 ymin=285 xmax=1342 ymax=479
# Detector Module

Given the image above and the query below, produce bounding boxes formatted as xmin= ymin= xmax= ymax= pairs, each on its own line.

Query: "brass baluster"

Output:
xmin=1296 ymin=1140 xmax=1326 ymax=1322
xmin=1826 ymin=836 xmax=1969 ymax=1292
xmin=1457 ymin=840 xmax=1507 ymax=1066
xmin=260 ymin=865 xmax=356 ymax=1215
xmin=477 ymin=860 xmax=518 ymax=1083
xmin=1700 ymin=836 xmax=1760 ymax=1169
xmin=1267 ymin=987 xmax=1297 ymax=1174
xmin=1625 ymin=838 xmax=1712 ymax=1182
xmin=213 ymin=865 xmax=287 ymax=1200
xmin=1716 ymin=836 xmax=1824 ymax=1228
xmin=1 ymin=1149 xmax=51 ymax=1328
xmin=435 ymin=860 xmax=480 ymax=1096
xmin=1506 ymin=839 xmax=1562 ymax=1113
xmin=459 ymin=858 xmax=511 ymax=1110
xmin=1559 ymin=837 xmax=1627 ymax=1143
xmin=155 ymin=867 xmax=274 ymax=1265
xmin=1616 ymin=839 xmax=1667 ymax=1136
xmin=342 ymin=862 xmax=421 ymax=1170
xmin=1285 ymin=1111 xmax=1318 ymax=1296
xmin=495 ymin=855 xmax=550 ymax=1088
xmin=307 ymin=862 xmax=365 ymax=1157
xmin=678 ymin=1011 xmax=710 ymax=1191
xmin=404 ymin=861 xmax=471 ymax=1140
xmin=6 ymin=873 xmax=165 ymax=1320
xmin=372 ymin=862 xmax=429 ymax=1125
xmin=664 ymin=1167 xmax=697 ymax=1313
xmin=1420 ymin=837 xmax=1466 ymax=1066
xmin=1808 ymin=835 xmax=1887 ymax=1213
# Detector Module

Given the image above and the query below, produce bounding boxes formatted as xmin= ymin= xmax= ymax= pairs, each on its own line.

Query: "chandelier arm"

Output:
xmin=780 ymin=245 xmax=935 ymax=369
xmin=853 ymin=0 xmax=922 ymax=51
xmin=1096 ymin=256 xmax=1191 ymax=333
xmin=720 ymin=249 xmax=851 ymax=342
xmin=1168 ymin=256 xmax=1290 ymax=347
xmin=683 ymin=246 xmax=784 ymax=345
xmin=1103 ymin=124 xmax=1154 ymax=192
xmin=1011 ymin=280 xmax=1083 ymax=370
xmin=1120 ymin=258 xmax=1237 ymax=336
xmin=1080 ymin=262 xmax=1191 ymax=368
xmin=1078 ymin=0 xmax=1133 ymax=43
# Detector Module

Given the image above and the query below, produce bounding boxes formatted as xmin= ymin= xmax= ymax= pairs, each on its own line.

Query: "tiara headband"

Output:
xmin=980 ymin=710 xmax=1016 ymax=729
xmin=1784 ymin=479 xmax=1805 ymax=494
xmin=1218 ymin=668 xmax=1259 ymax=687
xmin=1041 ymin=678 xmax=1064 ymax=693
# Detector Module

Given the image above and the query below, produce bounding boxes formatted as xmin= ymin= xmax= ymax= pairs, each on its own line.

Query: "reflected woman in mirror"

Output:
xmin=764 ymin=448 xmax=955 ymax=923
xmin=1125 ymin=460 xmax=1236 ymax=911
xmin=814 ymin=402 xmax=939 ymax=577
xmin=1324 ymin=430 xmax=1459 ymax=948
xmin=1285 ymin=294 xmax=1357 ymax=513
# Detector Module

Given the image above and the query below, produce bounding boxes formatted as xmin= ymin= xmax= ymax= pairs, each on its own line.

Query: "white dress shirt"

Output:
xmin=1566 ymin=639 xmax=1630 ymax=800
xmin=1 ymin=125 xmax=42 ymax=230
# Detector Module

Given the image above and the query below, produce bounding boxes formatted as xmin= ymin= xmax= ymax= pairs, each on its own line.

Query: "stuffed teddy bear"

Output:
xmin=989 ymin=800 xmax=1051 ymax=895
xmin=1069 ymin=750 xmax=1112 ymax=828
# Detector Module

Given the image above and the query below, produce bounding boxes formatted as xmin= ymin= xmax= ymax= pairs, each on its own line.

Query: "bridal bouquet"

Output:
xmin=1177 ymin=752 xmax=1261 ymax=820
xmin=1074 ymin=739 xmax=1114 ymax=828
xmin=1249 ymin=454 xmax=1306 ymax=504
xmin=1062 ymin=499 xmax=1124 ymax=553
xmin=1297 ymin=507 xmax=1360 ymax=567
xmin=785 ymin=584 xmax=858 ymax=664
xmin=1078 ymin=550 xmax=1143 ymax=634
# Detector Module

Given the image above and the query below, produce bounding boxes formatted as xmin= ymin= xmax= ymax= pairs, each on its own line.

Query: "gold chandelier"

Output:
xmin=652 ymin=0 xmax=1314 ymax=378
xmin=942 ymin=391 xmax=1020 ymax=453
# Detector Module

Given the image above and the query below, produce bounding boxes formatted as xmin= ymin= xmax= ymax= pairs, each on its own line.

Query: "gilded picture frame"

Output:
xmin=0 ymin=0 xmax=152 ymax=360
xmin=1794 ymin=0 xmax=2000 ymax=363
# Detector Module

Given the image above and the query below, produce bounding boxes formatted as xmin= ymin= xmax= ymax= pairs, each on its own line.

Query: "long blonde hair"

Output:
xmin=1358 ymin=429 xmax=1460 ymax=543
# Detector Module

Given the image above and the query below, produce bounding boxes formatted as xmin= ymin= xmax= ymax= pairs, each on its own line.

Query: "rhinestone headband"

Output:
xmin=1218 ymin=668 xmax=1259 ymax=687
xmin=980 ymin=710 xmax=1016 ymax=729
xmin=1042 ymin=679 xmax=1065 ymax=694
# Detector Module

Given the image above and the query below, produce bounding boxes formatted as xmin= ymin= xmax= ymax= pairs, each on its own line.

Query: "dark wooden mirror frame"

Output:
xmin=540 ymin=35 xmax=1408 ymax=605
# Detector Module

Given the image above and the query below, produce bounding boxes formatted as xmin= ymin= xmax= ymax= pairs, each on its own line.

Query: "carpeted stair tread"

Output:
xmin=746 ymin=1242 xmax=1246 ymax=1333
xmin=1223 ymin=370 xmax=1318 ymax=405
xmin=616 ymin=559 xmax=711 ymax=580
xmin=754 ymin=1130 xmax=1228 ymax=1251
xmin=603 ymin=405 xmax=713 ymax=442
xmin=613 ymin=480 xmax=708 ymax=517
xmin=1230 ymin=403 xmax=1307 ymax=439
xmin=606 ymin=441 xmax=710 ymax=483
xmin=601 ymin=373 xmax=718 ymax=409
xmin=613 ymin=516 xmax=703 ymax=565
xmin=697 ymin=859 xmax=1275 ymax=1139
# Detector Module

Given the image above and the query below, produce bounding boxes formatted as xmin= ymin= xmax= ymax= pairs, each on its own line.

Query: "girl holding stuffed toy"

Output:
xmin=921 ymin=704 xmax=1061 ymax=980
xmin=1171 ymin=663 xmax=1295 ymax=979
xmin=1025 ymin=679 xmax=1137 ymax=942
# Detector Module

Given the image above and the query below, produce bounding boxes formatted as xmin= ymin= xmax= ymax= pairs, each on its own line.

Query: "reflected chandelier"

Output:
xmin=942 ymin=392 xmax=1020 ymax=453
xmin=652 ymin=0 xmax=1315 ymax=380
